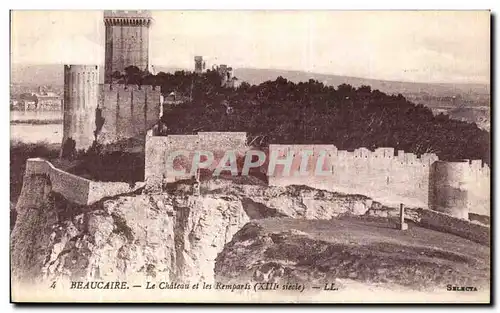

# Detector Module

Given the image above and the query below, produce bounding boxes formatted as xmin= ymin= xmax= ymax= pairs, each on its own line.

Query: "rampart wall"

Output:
xmin=267 ymin=144 xmax=439 ymax=209
xmin=144 ymin=132 xmax=490 ymax=216
xmin=145 ymin=131 xmax=248 ymax=187
xmin=417 ymin=207 xmax=489 ymax=245
xmin=268 ymin=144 xmax=490 ymax=216
xmin=24 ymin=158 xmax=144 ymax=206
xmin=97 ymin=84 xmax=161 ymax=145
xmin=465 ymin=160 xmax=491 ymax=216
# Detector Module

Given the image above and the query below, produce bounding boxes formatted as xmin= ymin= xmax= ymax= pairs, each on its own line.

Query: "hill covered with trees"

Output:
xmin=120 ymin=67 xmax=491 ymax=165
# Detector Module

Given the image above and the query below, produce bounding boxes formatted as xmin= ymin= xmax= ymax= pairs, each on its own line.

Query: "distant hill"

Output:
xmin=233 ymin=68 xmax=490 ymax=98
xmin=11 ymin=64 xmax=67 ymax=89
xmin=10 ymin=64 xmax=183 ymax=88
xmin=11 ymin=63 xmax=490 ymax=100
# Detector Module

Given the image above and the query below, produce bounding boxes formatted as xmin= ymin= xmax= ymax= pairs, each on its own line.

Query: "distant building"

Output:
xmin=11 ymin=88 xmax=61 ymax=111
xmin=218 ymin=64 xmax=230 ymax=84
xmin=228 ymin=77 xmax=242 ymax=89
xmin=18 ymin=99 xmax=37 ymax=111
xmin=213 ymin=64 xmax=241 ymax=88
xmin=34 ymin=88 xmax=62 ymax=111
xmin=163 ymin=91 xmax=186 ymax=105
xmin=194 ymin=56 xmax=206 ymax=74
xmin=10 ymin=99 xmax=19 ymax=110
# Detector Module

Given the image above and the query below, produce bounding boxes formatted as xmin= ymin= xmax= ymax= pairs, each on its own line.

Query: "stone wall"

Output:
xmin=417 ymin=207 xmax=490 ymax=246
xmin=145 ymin=131 xmax=249 ymax=187
xmin=266 ymin=144 xmax=490 ymax=216
xmin=97 ymin=84 xmax=161 ymax=145
xmin=24 ymin=158 xmax=144 ymax=206
xmin=25 ymin=158 xmax=91 ymax=205
xmin=466 ymin=160 xmax=491 ymax=216
xmin=87 ymin=181 xmax=144 ymax=205
xmin=267 ymin=145 xmax=438 ymax=209
xmin=144 ymin=132 xmax=489 ymax=216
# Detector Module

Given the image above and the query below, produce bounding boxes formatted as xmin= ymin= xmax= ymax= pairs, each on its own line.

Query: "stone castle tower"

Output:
xmin=61 ymin=65 xmax=99 ymax=156
xmin=103 ymin=10 xmax=152 ymax=83
xmin=194 ymin=56 xmax=205 ymax=74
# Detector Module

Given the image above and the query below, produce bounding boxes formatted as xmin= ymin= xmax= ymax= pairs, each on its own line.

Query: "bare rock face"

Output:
xmin=170 ymin=195 xmax=250 ymax=282
xmin=11 ymin=174 xmax=58 ymax=285
xmin=10 ymin=177 xmax=384 ymax=287
xmin=11 ymin=181 xmax=250 ymax=285
xmin=201 ymin=183 xmax=373 ymax=219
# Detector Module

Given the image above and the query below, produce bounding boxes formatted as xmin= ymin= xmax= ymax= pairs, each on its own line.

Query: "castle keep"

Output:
xmin=104 ymin=10 xmax=152 ymax=83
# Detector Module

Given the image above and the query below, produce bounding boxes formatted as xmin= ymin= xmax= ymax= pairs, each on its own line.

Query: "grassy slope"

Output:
xmin=216 ymin=216 xmax=490 ymax=292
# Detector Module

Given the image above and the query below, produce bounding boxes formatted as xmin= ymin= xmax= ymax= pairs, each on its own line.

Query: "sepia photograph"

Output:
xmin=9 ymin=8 xmax=491 ymax=304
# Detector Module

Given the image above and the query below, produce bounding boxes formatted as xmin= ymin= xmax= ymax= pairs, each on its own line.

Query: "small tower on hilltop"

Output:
xmin=61 ymin=65 xmax=99 ymax=158
xmin=194 ymin=56 xmax=205 ymax=74
xmin=103 ymin=10 xmax=152 ymax=83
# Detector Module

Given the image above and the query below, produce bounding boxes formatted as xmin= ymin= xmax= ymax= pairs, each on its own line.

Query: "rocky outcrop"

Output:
xmin=12 ymin=190 xmax=250 ymax=285
xmin=10 ymin=174 xmax=58 ymax=285
xmin=187 ymin=182 xmax=374 ymax=219
xmin=11 ymin=177 xmax=378 ymax=286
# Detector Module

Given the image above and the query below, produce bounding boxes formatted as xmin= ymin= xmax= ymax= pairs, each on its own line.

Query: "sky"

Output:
xmin=10 ymin=10 xmax=490 ymax=84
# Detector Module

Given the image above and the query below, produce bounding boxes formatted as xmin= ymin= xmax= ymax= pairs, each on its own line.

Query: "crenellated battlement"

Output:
xmin=104 ymin=10 xmax=152 ymax=19
xmin=104 ymin=10 xmax=152 ymax=27
xmin=269 ymin=144 xmax=440 ymax=166
xmin=102 ymin=83 xmax=158 ymax=92
xmin=461 ymin=159 xmax=491 ymax=171
xmin=64 ymin=64 xmax=99 ymax=71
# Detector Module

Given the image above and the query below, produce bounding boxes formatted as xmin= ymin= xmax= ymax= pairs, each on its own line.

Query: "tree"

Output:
xmin=112 ymin=71 xmax=123 ymax=79
xmin=160 ymin=76 xmax=490 ymax=165
xmin=124 ymin=66 xmax=143 ymax=85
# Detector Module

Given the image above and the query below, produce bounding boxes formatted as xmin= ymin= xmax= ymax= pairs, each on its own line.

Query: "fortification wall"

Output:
xmin=464 ymin=160 xmax=490 ymax=216
xmin=25 ymin=158 xmax=91 ymax=205
xmin=97 ymin=84 xmax=161 ymax=144
xmin=144 ymin=131 xmax=249 ymax=187
xmin=466 ymin=160 xmax=490 ymax=216
xmin=143 ymin=131 xmax=489 ymax=216
xmin=267 ymin=145 xmax=438 ymax=209
xmin=24 ymin=158 xmax=144 ymax=206
xmin=268 ymin=144 xmax=490 ymax=216
xmin=417 ymin=207 xmax=489 ymax=246
xmin=87 ymin=181 xmax=144 ymax=204
xmin=62 ymin=65 xmax=99 ymax=155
